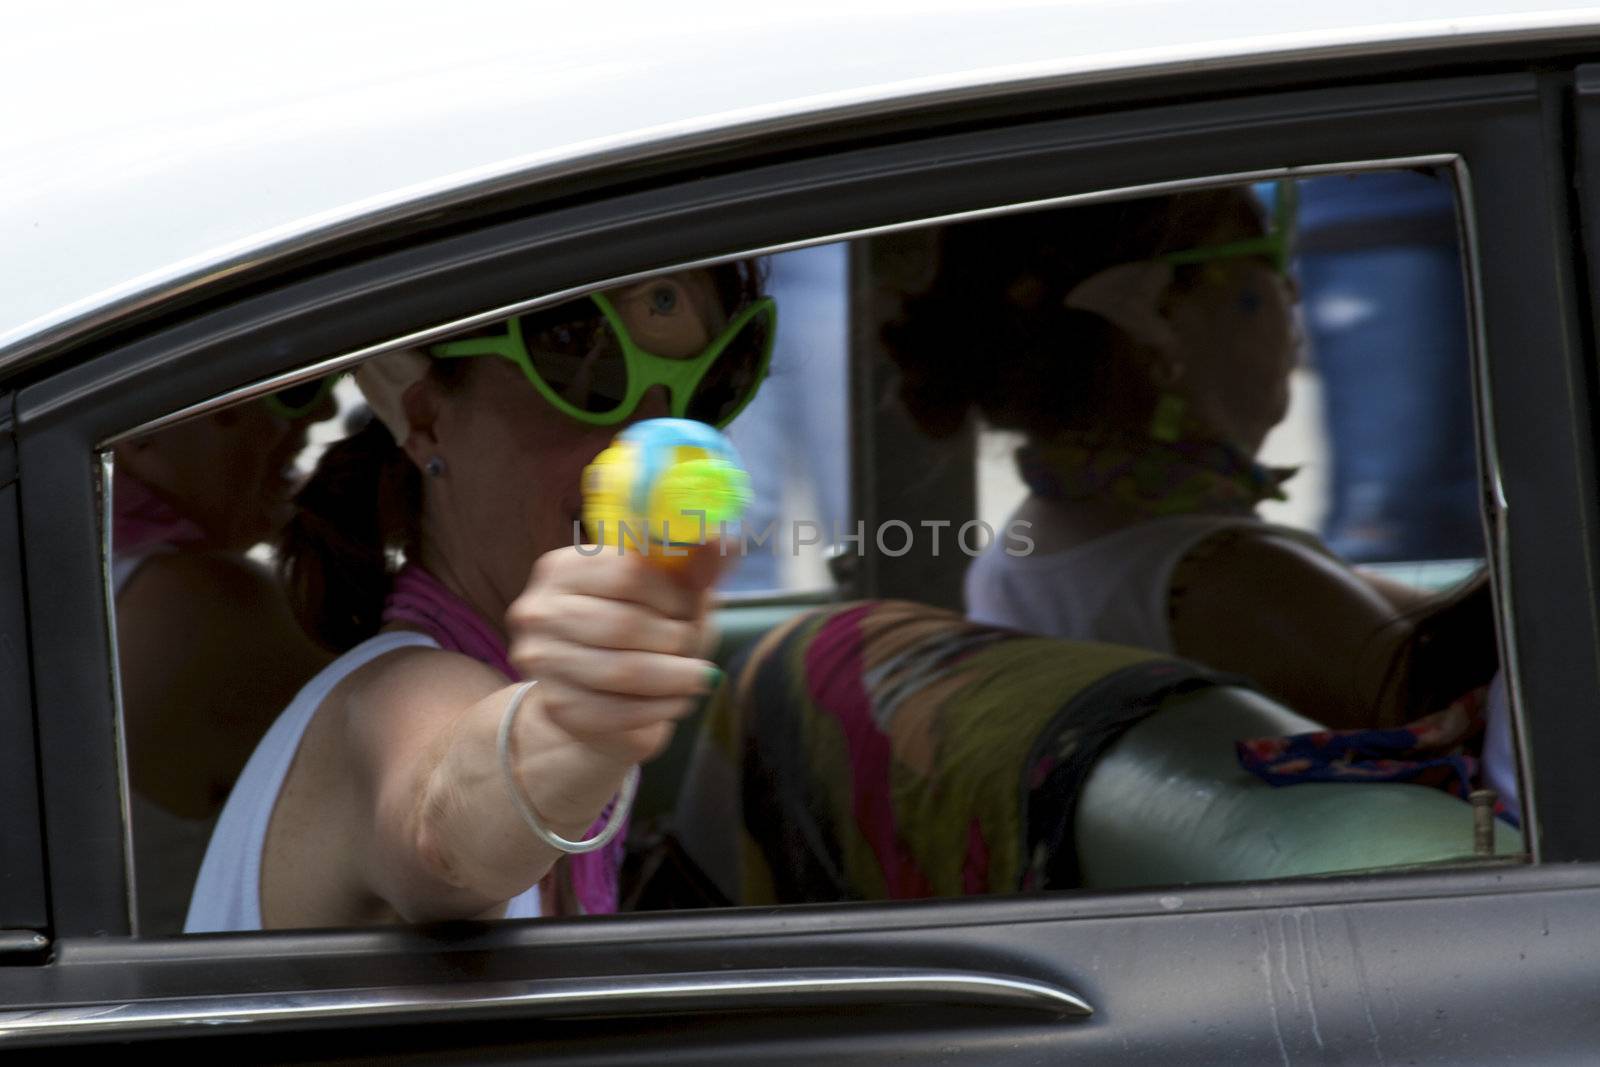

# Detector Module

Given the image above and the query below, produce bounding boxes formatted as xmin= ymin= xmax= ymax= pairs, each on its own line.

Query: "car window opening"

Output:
xmin=103 ymin=170 xmax=1519 ymax=938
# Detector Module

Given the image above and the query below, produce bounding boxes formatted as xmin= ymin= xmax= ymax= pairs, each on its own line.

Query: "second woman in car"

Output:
xmin=886 ymin=187 xmax=1495 ymax=730
xmin=114 ymin=386 xmax=338 ymax=935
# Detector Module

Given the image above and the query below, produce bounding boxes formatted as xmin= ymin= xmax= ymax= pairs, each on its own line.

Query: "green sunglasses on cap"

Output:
xmin=427 ymin=291 xmax=777 ymax=429
xmin=1157 ymin=179 xmax=1300 ymax=275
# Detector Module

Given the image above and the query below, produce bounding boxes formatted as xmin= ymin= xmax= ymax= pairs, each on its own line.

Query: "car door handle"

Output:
xmin=0 ymin=966 xmax=1091 ymax=1046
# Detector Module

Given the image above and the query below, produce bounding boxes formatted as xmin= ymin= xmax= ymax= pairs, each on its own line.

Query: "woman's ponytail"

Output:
xmin=277 ymin=415 xmax=420 ymax=650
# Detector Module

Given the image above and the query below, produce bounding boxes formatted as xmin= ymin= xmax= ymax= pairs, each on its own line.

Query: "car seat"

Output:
xmin=644 ymin=598 xmax=1519 ymax=909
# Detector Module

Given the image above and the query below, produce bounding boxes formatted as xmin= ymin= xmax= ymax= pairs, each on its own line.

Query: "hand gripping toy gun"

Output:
xmin=581 ymin=418 xmax=751 ymax=567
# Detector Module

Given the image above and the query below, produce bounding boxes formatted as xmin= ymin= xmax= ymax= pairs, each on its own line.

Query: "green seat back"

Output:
xmin=632 ymin=602 xmax=819 ymax=824
xmin=1076 ymin=685 xmax=1523 ymax=888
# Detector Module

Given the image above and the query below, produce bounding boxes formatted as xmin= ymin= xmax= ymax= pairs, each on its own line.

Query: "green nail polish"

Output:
xmin=705 ymin=666 xmax=724 ymax=691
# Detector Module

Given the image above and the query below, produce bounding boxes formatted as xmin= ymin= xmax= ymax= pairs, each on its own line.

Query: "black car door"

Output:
xmin=4 ymin=61 xmax=1600 ymax=1064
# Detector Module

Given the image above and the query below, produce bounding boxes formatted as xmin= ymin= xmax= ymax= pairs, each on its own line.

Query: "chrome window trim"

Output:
xmin=1454 ymin=161 xmax=1537 ymax=847
xmin=0 ymin=967 xmax=1091 ymax=1047
xmin=3 ymin=13 xmax=1597 ymax=377
xmin=98 ymin=451 xmax=141 ymax=935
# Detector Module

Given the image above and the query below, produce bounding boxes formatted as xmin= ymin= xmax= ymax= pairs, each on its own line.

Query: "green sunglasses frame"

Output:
xmin=427 ymin=292 xmax=778 ymax=429
xmin=1157 ymin=179 xmax=1300 ymax=274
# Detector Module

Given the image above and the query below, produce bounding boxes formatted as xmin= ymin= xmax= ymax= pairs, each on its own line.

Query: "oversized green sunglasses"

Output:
xmin=427 ymin=292 xmax=777 ymax=429
xmin=1157 ymin=179 xmax=1299 ymax=275
xmin=264 ymin=374 xmax=341 ymax=420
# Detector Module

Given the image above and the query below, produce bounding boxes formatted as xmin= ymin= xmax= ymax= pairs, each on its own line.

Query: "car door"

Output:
xmin=4 ymin=61 xmax=1600 ymax=1064
xmin=0 ymin=390 xmax=49 ymax=969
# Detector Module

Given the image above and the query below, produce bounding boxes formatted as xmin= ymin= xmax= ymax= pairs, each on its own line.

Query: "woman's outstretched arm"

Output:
xmin=320 ymin=549 xmax=721 ymax=925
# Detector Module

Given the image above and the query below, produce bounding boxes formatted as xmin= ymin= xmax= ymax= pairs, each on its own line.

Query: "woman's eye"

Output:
xmin=649 ymin=285 xmax=679 ymax=314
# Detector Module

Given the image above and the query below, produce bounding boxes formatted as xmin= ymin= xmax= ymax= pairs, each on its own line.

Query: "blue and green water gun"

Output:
xmin=581 ymin=418 xmax=752 ymax=568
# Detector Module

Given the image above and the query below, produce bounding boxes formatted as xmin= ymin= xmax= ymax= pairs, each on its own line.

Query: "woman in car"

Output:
xmin=885 ymin=187 xmax=1495 ymax=730
xmin=186 ymin=262 xmax=774 ymax=930
xmin=113 ymin=390 xmax=339 ymax=935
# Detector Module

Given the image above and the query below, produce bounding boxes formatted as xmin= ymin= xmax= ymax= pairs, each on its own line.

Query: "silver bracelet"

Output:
xmin=496 ymin=680 xmax=639 ymax=855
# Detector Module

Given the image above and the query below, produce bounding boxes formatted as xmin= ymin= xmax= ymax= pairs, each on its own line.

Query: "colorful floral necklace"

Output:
xmin=1016 ymin=432 xmax=1293 ymax=516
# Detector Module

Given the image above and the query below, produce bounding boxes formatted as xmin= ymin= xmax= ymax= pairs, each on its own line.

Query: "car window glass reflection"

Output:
xmin=110 ymin=393 xmax=337 ymax=935
xmin=107 ymin=180 xmax=1520 ymax=940
xmin=668 ymin=169 xmax=1520 ymax=910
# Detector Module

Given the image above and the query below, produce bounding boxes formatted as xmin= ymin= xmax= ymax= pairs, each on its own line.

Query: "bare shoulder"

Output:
xmin=116 ymin=549 xmax=332 ymax=714
xmin=1176 ymin=524 xmax=1370 ymax=598
xmin=336 ymin=642 xmax=509 ymax=763
xmin=262 ymin=640 xmax=506 ymax=928
xmin=1168 ymin=522 xmax=1414 ymax=728
xmin=119 ymin=549 xmax=282 ymax=613
xmin=345 ymin=642 xmax=507 ymax=711
xmin=1169 ymin=523 xmax=1400 ymax=667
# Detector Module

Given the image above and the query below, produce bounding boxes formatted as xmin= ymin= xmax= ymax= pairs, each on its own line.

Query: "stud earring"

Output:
xmin=424 ymin=456 xmax=446 ymax=478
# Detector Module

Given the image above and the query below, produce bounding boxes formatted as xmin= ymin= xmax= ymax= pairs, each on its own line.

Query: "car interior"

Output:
xmin=101 ymin=165 xmax=1522 ymax=938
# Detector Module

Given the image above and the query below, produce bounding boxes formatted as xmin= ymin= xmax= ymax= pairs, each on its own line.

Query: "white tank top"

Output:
xmin=111 ymin=545 xmax=173 ymax=598
xmin=965 ymin=513 xmax=1325 ymax=652
xmin=184 ymin=631 xmax=541 ymax=932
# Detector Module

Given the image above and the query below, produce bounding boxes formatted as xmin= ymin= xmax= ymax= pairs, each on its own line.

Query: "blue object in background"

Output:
xmin=721 ymin=243 xmax=851 ymax=592
xmin=1293 ymin=172 xmax=1482 ymax=562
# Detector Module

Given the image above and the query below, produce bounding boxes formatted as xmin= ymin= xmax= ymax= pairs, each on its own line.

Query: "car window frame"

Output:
xmin=0 ymin=389 xmax=49 ymax=946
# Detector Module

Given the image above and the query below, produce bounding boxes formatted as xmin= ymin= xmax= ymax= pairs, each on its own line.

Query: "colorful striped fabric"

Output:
xmin=679 ymin=599 xmax=1229 ymax=904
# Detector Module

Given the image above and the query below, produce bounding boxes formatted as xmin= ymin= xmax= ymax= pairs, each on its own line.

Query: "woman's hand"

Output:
xmin=501 ymin=545 xmax=725 ymax=828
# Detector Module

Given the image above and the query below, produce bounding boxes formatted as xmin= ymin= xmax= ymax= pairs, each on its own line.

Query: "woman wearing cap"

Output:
xmin=887 ymin=187 xmax=1494 ymax=731
xmin=113 ymin=388 xmax=338 ymax=935
xmin=185 ymin=263 xmax=774 ymax=930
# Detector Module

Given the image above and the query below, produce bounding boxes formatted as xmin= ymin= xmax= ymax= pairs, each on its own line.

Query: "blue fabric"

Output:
xmin=1298 ymin=240 xmax=1480 ymax=561
xmin=1235 ymin=690 xmax=1517 ymax=829
xmin=1294 ymin=171 xmax=1456 ymax=241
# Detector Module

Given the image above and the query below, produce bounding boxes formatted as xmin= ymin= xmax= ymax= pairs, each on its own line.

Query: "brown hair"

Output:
xmin=276 ymin=363 xmax=466 ymax=651
xmin=882 ymin=188 xmax=1266 ymax=440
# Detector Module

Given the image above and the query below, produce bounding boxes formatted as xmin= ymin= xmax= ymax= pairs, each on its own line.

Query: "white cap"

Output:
xmin=1061 ymin=260 xmax=1179 ymax=354
xmin=352 ymin=348 xmax=431 ymax=443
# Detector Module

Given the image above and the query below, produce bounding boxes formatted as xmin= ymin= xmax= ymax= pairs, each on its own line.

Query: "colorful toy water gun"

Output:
xmin=582 ymin=418 xmax=751 ymax=567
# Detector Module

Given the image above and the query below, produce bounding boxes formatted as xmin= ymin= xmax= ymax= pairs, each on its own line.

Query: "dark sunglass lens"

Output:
xmin=686 ymin=308 xmax=772 ymax=426
xmin=522 ymin=312 xmax=630 ymax=415
xmin=271 ymin=380 xmax=324 ymax=412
